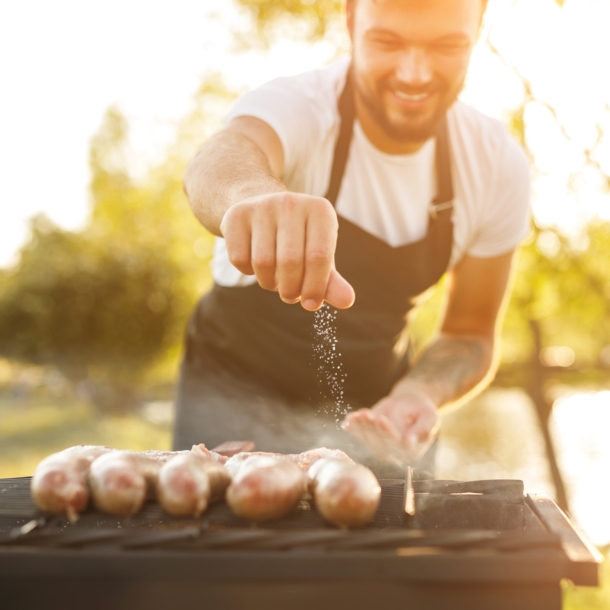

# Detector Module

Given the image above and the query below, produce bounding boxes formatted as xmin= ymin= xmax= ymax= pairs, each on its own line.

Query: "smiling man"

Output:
xmin=176 ymin=0 xmax=530 ymax=475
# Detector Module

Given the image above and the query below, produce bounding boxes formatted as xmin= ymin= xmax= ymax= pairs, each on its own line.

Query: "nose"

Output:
xmin=395 ymin=46 xmax=433 ymax=88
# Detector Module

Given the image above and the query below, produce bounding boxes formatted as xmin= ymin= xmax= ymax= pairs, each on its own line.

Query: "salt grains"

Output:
xmin=312 ymin=303 xmax=350 ymax=425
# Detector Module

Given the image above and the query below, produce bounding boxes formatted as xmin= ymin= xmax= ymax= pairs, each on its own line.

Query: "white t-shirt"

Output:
xmin=213 ymin=58 xmax=531 ymax=287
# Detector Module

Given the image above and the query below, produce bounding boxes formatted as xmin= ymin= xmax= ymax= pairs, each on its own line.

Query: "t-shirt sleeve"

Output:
xmin=223 ymin=74 xmax=330 ymax=184
xmin=466 ymin=136 xmax=531 ymax=258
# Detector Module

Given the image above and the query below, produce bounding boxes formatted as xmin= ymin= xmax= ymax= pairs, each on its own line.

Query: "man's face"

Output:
xmin=348 ymin=0 xmax=483 ymax=143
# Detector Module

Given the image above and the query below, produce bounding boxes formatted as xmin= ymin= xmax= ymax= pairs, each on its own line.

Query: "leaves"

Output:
xmin=235 ymin=0 xmax=342 ymax=44
xmin=0 ymin=76 xmax=236 ymax=411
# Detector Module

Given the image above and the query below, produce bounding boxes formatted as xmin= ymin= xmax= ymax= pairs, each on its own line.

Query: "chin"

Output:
xmin=385 ymin=116 xmax=441 ymax=143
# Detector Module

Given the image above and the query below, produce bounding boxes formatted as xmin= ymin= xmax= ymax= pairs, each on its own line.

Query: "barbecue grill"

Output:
xmin=0 ymin=475 xmax=602 ymax=610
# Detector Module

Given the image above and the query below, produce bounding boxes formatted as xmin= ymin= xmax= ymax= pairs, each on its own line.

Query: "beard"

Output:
xmin=354 ymin=70 xmax=464 ymax=143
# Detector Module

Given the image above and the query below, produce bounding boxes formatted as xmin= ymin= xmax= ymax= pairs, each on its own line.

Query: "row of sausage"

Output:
xmin=31 ymin=445 xmax=382 ymax=528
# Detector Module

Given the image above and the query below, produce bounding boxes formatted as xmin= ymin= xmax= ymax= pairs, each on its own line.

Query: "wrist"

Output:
xmin=390 ymin=379 xmax=441 ymax=409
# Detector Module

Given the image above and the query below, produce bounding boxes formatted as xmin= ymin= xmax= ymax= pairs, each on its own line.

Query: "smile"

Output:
xmin=394 ymin=91 xmax=431 ymax=102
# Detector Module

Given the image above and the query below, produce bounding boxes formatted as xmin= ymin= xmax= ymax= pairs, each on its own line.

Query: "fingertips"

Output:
xmin=301 ymin=205 xmax=336 ymax=311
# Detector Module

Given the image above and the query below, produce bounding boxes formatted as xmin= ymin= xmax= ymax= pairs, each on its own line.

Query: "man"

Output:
xmin=174 ymin=0 xmax=530 ymax=475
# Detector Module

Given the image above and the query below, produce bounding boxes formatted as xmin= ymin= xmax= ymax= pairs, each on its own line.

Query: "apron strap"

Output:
xmin=429 ymin=115 xmax=454 ymax=220
xmin=324 ymin=68 xmax=356 ymax=206
xmin=323 ymin=64 xmax=454 ymax=223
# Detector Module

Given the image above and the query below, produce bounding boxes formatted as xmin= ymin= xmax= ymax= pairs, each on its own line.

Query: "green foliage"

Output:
xmin=0 ymin=217 xmax=184 ymax=409
xmin=236 ymin=0 xmax=342 ymax=42
xmin=0 ymin=76 xmax=237 ymax=411
xmin=502 ymin=222 xmax=610 ymax=368
xmin=563 ymin=548 xmax=610 ymax=610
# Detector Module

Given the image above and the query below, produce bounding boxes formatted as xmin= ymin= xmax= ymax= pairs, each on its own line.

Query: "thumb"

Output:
xmin=324 ymin=268 xmax=355 ymax=310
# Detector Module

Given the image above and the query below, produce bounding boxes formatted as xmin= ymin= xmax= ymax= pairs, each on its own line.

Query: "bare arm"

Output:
xmin=183 ymin=116 xmax=285 ymax=236
xmin=342 ymin=250 xmax=516 ymax=463
xmin=393 ymin=250 xmax=515 ymax=408
xmin=183 ymin=116 xmax=354 ymax=310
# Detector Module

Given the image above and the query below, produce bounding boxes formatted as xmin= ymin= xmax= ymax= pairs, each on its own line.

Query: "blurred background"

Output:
xmin=1 ymin=0 xmax=609 ymax=605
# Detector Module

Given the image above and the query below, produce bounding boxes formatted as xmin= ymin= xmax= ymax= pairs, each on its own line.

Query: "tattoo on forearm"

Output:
xmin=408 ymin=338 xmax=487 ymax=403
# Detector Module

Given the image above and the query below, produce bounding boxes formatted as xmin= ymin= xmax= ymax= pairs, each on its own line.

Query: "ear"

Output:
xmin=345 ymin=0 xmax=355 ymax=41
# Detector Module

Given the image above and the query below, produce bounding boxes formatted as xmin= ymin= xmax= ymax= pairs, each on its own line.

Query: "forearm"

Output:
xmin=392 ymin=333 xmax=496 ymax=408
xmin=184 ymin=131 xmax=285 ymax=236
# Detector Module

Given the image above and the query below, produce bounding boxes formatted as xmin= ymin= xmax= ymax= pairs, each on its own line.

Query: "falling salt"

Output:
xmin=312 ymin=303 xmax=350 ymax=425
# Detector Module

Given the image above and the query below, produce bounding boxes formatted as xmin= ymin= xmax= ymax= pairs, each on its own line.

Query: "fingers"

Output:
xmin=402 ymin=407 xmax=439 ymax=457
xmin=221 ymin=192 xmax=355 ymax=309
xmin=324 ymin=269 xmax=356 ymax=310
xmin=300 ymin=203 xmax=337 ymax=311
xmin=251 ymin=209 xmax=278 ymax=291
xmin=276 ymin=196 xmax=305 ymax=303
xmin=342 ymin=397 xmax=438 ymax=464
xmin=342 ymin=416 xmax=386 ymax=462
xmin=221 ymin=204 xmax=254 ymax=275
xmin=342 ymin=410 xmax=405 ymax=464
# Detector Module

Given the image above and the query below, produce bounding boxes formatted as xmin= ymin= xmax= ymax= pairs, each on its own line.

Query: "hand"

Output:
xmin=341 ymin=388 xmax=439 ymax=465
xmin=220 ymin=192 xmax=355 ymax=311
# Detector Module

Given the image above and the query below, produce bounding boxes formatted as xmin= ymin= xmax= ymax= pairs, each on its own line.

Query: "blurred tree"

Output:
xmin=0 ymin=76 xmax=236 ymax=412
xmin=0 ymin=217 xmax=182 ymax=412
xmin=235 ymin=0 xmax=341 ymax=42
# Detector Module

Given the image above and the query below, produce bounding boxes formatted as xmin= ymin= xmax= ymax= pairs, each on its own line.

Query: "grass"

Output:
xmin=0 ymin=393 xmax=607 ymax=608
xmin=0 ymin=393 xmax=171 ymax=478
xmin=563 ymin=550 xmax=610 ymax=610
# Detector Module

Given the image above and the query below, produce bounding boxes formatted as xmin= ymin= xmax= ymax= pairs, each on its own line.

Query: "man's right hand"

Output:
xmin=220 ymin=192 xmax=355 ymax=311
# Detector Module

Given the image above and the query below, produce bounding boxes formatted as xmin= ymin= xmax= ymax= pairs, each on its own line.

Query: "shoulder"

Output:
xmin=225 ymin=58 xmax=349 ymax=128
xmin=448 ymin=101 xmax=528 ymax=174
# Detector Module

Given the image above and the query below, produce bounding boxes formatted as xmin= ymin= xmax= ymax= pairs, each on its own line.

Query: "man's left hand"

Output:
xmin=341 ymin=389 xmax=439 ymax=465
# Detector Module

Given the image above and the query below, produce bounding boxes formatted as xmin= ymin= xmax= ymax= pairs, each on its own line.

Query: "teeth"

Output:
xmin=395 ymin=91 xmax=429 ymax=101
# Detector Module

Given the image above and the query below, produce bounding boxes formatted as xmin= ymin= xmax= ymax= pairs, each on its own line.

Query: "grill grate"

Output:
xmin=0 ymin=477 xmax=525 ymax=531
xmin=0 ymin=476 xmax=546 ymax=554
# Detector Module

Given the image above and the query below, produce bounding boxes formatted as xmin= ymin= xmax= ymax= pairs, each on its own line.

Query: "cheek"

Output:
xmin=354 ymin=44 xmax=400 ymax=87
xmin=433 ymin=55 xmax=472 ymax=88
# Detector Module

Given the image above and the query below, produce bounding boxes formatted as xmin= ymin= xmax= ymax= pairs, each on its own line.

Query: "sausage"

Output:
xmin=307 ymin=458 xmax=381 ymax=528
xmin=202 ymin=459 xmax=233 ymax=501
xmin=224 ymin=447 xmax=352 ymax=476
xmin=30 ymin=445 xmax=114 ymax=521
xmin=88 ymin=451 xmax=162 ymax=516
xmin=157 ymin=453 xmax=231 ymax=517
xmin=293 ymin=447 xmax=353 ymax=471
xmin=223 ymin=451 xmax=281 ymax=477
xmin=226 ymin=456 xmax=306 ymax=521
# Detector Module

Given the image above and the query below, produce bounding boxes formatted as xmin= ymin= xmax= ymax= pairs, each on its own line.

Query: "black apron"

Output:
xmin=186 ymin=69 xmax=454 ymax=408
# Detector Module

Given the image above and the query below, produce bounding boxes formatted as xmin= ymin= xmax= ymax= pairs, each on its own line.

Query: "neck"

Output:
xmin=355 ymin=94 xmax=427 ymax=155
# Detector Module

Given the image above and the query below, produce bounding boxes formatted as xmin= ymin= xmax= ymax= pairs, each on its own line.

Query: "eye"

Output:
xmin=369 ymin=36 xmax=402 ymax=51
xmin=431 ymin=41 xmax=471 ymax=55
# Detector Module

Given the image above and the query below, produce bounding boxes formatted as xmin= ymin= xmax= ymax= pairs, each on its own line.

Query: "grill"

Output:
xmin=0 ymin=475 xmax=602 ymax=610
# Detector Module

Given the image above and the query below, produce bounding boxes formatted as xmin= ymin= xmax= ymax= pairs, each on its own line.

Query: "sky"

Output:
xmin=0 ymin=0 xmax=336 ymax=267
xmin=1 ymin=0 xmax=610 ymax=267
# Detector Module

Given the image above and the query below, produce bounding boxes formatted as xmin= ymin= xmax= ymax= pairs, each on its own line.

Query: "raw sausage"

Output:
xmin=226 ymin=456 xmax=305 ymax=521
xmin=30 ymin=445 xmax=114 ymax=520
xmin=88 ymin=451 xmax=162 ymax=516
xmin=157 ymin=453 xmax=231 ymax=517
xmin=308 ymin=458 xmax=381 ymax=528
xmin=224 ymin=447 xmax=352 ymax=476
xmin=293 ymin=447 xmax=353 ymax=471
